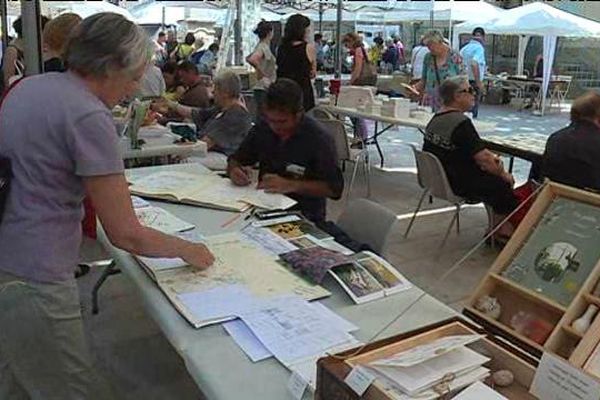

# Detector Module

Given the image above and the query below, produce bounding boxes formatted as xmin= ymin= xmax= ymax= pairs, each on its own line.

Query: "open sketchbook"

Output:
xmin=134 ymin=232 xmax=330 ymax=328
xmin=128 ymin=171 xmax=297 ymax=212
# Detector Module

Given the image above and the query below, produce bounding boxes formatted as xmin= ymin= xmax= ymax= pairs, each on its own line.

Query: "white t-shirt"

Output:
xmin=411 ymin=45 xmax=430 ymax=80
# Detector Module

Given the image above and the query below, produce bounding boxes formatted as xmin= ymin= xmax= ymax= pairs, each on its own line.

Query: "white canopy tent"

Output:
xmin=453 ymin=2 xmax=600 ymax=114
xmin=42 ymin=1 xmax=133 ymax=20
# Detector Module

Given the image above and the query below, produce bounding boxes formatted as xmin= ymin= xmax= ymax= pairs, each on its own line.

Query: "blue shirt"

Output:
xmin=460 ymin=39 xmax=486 ymax=82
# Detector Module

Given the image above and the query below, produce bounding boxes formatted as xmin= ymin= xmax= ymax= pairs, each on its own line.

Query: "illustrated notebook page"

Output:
xmin=501 ymin=198 xmax=600 ymax=306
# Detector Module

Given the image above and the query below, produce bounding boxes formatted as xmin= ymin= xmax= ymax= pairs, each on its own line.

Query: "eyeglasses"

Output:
xmin=457 ymin=87 xmax=475 ymax=95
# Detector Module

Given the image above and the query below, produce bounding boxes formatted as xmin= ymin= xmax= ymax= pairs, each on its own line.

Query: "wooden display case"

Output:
xmin=316 ymin=318 xmax=538 ymax=400
xmin=317 ymin=182 xmax=600 ymax=399
xmin=465 ymin=182 xmax=600 ymax=368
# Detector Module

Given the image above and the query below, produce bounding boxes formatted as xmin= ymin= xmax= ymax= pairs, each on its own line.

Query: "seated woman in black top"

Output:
xmin=423 ymin=76 xmax=518 ymax=238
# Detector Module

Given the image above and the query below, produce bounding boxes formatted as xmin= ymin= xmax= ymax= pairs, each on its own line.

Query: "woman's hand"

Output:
xmin=181 ymin=243 xmax=215 ymax=270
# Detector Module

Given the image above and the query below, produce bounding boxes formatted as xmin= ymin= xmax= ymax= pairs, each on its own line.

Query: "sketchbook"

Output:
xmin=129 ymin=171 xmax=296 ymax=212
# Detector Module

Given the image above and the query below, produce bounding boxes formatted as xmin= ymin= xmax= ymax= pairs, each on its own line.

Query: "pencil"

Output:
xmin=220 ymin=212 xmax=242 ymax=228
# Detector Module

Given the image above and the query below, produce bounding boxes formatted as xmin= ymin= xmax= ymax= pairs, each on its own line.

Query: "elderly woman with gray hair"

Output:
xmin=0 ymin=13 xmax=214 ymax=398
xmin=423 ymin=76 xmax=518 ymax=240
xmin=413 ymin=30 xmax=464 ymax=112
xmin=159 ymin=70 xmax=252 ymax=170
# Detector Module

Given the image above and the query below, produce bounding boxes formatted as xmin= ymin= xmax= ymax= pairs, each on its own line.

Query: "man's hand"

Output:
xmin=257 ymin=174 xmax=298 ymax=194
xmin=181 ymin=243 xmax=215 ymax=270
xmin=229 ymin=165 xmax=252 ymax=186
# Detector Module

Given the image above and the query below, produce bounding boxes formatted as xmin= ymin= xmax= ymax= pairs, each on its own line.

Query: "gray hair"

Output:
xmin=214 ymin=70 xmax=242 ymax=99
xmin=423 ymin=30 xmax=445 ymax=46
xmin=439 ymin=75 xmax=470 ymax=106
xmin=65 ymin=13 xmax=151 ymax=78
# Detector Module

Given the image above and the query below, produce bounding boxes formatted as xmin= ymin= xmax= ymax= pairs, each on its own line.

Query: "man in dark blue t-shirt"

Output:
xmin=227 ymin=79 xmax=344 ymax=222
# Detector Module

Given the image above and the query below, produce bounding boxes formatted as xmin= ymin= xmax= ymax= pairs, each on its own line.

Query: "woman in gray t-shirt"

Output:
xmin=246 ymin=21 xmax=277 ymax=116
xmin=0 ymin=13 xmax=214 ymax=399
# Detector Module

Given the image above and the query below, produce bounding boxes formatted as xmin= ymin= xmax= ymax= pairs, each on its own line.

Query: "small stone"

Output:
xmin=492 ymin=370 xmax=514 ymax=387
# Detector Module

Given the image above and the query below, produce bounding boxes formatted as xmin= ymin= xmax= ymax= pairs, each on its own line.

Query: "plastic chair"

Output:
xmin=404 ymin=145 xmax=493 ymax=251
xmin=337 ymin=198 xmax=397 ymax=255
xmin=317 ymin=118 xmax=370 ymax=200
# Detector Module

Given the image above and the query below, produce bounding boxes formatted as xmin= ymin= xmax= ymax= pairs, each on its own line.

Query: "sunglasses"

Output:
xmin=457 ymin=87 xmax=475 ymax=95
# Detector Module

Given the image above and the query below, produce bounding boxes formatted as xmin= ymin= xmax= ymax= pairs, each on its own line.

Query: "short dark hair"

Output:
xmin=158 ymin=31 xmax=166 ymax=38
xmin=184 ymin=32 xmax=195 ymax=46
xmin=374 ymin=37 xmax=384 ymax=46
xmin=282 ymin=14 xmax=310 ymax=44
xmin=265 ymin=79 xmax=304 ymax=114
xmin=314 ymin=33 xmax=323 ymax=42
xmin=209 ymin=43 xmax=219 ymax=52
xmin=12 ymin=17 xmax=22 ymax=37
xmin=472 ymin=27 xmax=485 ymax=37
xmin=254 ymin=20 xmax=273 ymax=40
xmin=177 ymin=60 xmax=198 ymax=75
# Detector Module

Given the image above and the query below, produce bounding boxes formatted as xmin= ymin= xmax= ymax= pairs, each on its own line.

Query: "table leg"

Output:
xmin=91 ymin=260 xmax=121 ymax=315
xmin=508 ymin=156 xmax=515 ymax=173
xmin=373 ymin=121 xmax=385 ymax=168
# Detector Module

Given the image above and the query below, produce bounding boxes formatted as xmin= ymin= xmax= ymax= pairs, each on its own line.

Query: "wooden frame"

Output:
xmin=466 ymin=182 xmax=600 ymax=368
xmin=316 ymin=318 xmax=538 ymax=400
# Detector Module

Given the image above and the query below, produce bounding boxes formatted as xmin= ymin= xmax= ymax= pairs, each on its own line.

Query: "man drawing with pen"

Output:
xmin=227 ymin=79 xmax=344 ymax=223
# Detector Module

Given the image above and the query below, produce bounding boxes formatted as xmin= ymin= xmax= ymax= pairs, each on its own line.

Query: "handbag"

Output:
xmin=355 ymin=47 xmax=378 ymax=86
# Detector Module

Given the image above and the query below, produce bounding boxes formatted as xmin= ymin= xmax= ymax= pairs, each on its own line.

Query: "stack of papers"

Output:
xmin=367 ymin=335 xmax=491 ymax=397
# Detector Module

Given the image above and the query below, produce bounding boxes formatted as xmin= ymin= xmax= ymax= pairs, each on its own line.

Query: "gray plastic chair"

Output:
xmin=317 ymin=119 xmax=370 ymax=200
xmin=404 ymin=145 xmax=493 ymax=250
xmin=337 ymin=198 xmax=396 ymax=255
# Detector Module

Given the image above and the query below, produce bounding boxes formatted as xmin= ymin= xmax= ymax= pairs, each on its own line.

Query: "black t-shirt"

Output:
xmin=229 ymin=115 xmax=344 ymax=222
xmin=542 ymin=120 xmax=600 ymax=192
xmin=423 ymin=111 xmax=486 ymax=193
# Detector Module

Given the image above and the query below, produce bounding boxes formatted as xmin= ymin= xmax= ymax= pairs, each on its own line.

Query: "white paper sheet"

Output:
xmin=370 ymin=335 xmax=484 ymax=368
xmin=454 ymin=381 xmax=507 ymax=400
xmin=223 ymin=319 xmax=272 ymax=362
xmin=177 ymin=285 xmax=258 ymax=322
xmin=240 ymin=225 xmax=298 ymax=257
xmin=135 ymin=206 xmax=195 ymax=233
xmin=131 ymin=195 xmax=151 ymax=209
xmin=238 ymin=296 xmax=356 ymax=365
xmin=223 ymin=301 xmax=359 ymax=364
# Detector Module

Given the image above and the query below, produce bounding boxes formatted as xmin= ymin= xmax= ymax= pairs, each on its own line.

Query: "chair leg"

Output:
xmin=455 ymin=204 xmax=461 ymax=234
xmin=438 ymin=209 xmax=459 ymax=255
xmin=404 ymin=189 xmax=428 ymax=238
xmin=346 ymin=159 xmax=361 ymax=201
xmin=363 ymin=151 xmax=371 ymax=198
xmin=91 ymin=260 xmax=120 ymax=315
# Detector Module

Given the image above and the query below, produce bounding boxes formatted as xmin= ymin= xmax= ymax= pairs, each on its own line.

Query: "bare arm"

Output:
xmin=84 ymin=174 xmax=214 ymax=268
xmin=246 ymin=49 xmax=265 ymax=79
xmin=306 ymin=42 xmax=317 ymax=79
xmin=472 ymin=62 xmax=483 ymax=89
xmin=3 ymin=47 xmax=17 ymax=86
xmin=473 ymin=149 xmax=514 ymax=185
xmin=350 ymin=49 xmax=364 ymax=85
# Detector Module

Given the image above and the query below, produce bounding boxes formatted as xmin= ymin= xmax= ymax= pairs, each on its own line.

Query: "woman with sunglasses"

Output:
xmin=412 ymin=30 xmax=464 ymax=112
xmin=422 ymin=76 xmax=518 ymax=241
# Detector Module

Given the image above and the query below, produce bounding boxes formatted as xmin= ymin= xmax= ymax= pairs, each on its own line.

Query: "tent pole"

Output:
xmin=21 ymin=0 xmax=42 ymax=76
xmin=161 ymin=6 xmax=166 ymax=30
xmin=319 ymin=1 xmax=323 ymax=33
xmin=335 ymin=0 xmax=342 ymax=78
xmin=234 ymin=0 xmax=242 ymax=65
xmin=1 ymin=0 xmax=8 ymax=55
